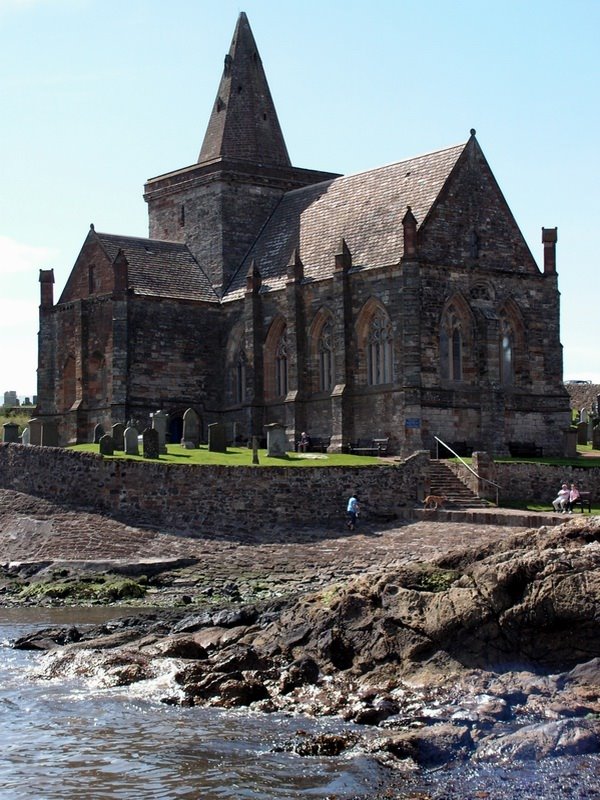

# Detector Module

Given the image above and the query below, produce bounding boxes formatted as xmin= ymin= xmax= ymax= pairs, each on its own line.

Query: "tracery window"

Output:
xmin=234 ymin=349 xmax=247 ymax=403
xmin=367 ymin=311 xmax=393 ymax=385
xmin=275 ymin=330 xmax=288 ymax=397
xmin=440 ymin=308 xmax=463 ymax=381
xmin=318 ymin=321 xmax=334 ymax=391
xmin=499 ymin=318 xmax=514 ymax=385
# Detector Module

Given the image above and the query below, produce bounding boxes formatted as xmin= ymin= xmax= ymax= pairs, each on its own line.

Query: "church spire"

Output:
xmin=198 ymin=12 xmax=291 ymax=167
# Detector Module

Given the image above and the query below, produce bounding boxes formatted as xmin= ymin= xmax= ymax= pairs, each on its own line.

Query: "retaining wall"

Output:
xmin=0 ymin=444 xmax=428 ymax=536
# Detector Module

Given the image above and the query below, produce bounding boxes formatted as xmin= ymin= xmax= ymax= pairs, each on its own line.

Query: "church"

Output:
xmin=36 ymin=12 xmax=571 ymax=456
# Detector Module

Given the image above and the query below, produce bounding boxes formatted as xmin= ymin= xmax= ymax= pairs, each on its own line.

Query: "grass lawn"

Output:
xmin=69 ymin=442 xmax=385 ymax=467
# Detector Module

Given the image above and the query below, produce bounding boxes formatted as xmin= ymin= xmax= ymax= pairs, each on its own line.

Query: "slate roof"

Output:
xmin=222 ymin=142 xmax=466 ymax=300
xmin=96 ymin=232 xmax=218 ymax=303
xmin=198 ymin=12 xmax=291 ymax=168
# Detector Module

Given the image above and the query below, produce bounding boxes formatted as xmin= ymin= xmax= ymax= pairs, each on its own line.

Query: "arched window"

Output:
xmin=367 ymin=310 xmax=393 ymax=385
xmin=440 ymin=307 xmax=463 ymax=381
xmin=499 ymin=318 xmax=514 ymax=385
xmin=275 ymin=330 xmax=288 ymax=397
xmin=234 ymin=349 xmax=247 ymax=403
xmin=318 ymin=320 xmax=334 ymax=391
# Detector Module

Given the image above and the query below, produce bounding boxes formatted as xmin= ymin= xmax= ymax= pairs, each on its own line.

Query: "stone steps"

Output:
xmin=428 ymin=460 xmax=489 ymax=508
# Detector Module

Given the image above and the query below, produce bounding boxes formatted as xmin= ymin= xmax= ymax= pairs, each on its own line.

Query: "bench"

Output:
xmin=347 ymin=437 xmax=390 ymax=456
xmin=508 ymin=442 xmax=543 ymax=458
xmin=572 ymin=491 xmax=592 ymax=513
xmin=296 ymin=436 xmax=331 ymax=453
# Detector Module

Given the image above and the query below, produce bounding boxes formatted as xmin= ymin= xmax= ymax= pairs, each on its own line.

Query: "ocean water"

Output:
xmin=0 ymin=609 xmax=390 ymax=800
xmin=2 ymin=609 xmax=600 ymax=800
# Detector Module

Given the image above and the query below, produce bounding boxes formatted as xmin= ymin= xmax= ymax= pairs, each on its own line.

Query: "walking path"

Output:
xmin=0 ymin=488 xmax=591 ymax=605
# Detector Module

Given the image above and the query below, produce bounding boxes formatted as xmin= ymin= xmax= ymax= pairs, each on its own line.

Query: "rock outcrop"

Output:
xmin=15 ymin=516 xmax=600 ymax=768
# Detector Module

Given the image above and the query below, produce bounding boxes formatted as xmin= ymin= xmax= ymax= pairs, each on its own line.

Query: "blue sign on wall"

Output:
xmin=405 ymin=418 xmax=421 ymax=429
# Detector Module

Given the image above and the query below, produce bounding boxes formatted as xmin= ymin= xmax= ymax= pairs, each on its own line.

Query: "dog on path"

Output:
xmin=423 ymin=494 xmax=447 ymax=510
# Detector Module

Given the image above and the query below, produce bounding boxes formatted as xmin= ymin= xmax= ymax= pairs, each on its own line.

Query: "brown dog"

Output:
xmin=423 ymin=494 xmax=447 ymax=510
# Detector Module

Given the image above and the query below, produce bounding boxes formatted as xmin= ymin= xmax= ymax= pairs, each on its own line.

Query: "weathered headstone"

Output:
xmin=563 ymin=428 xmax=578 ymax=458
xmin=593 ymin=424 xmax=600 ymax=451
xmin=264 ymin=422 xmax=287 ymax=457
xmin=252 ymin=436 xmax=260 ymax=465
xmin=21 ymin=426 xmax=30 ymax=445
xmin=111 ymin=423 xmax=125 ymax=451
xmin=208 ymin=422 xmax=227 ymax=453
xmin=181 ymin=408 xmax=200 ymax=448
xmin=99 ymin=433 xmax=115 ymax=456
xmin=150 ymin=410 xmax=169 ymax=454
xmin=577 ymin=420 xmax=588 ymax=445
xmin=580 ymin=408 xmax=588 ymax=423
xmin=2 ymin=422 xmax=19 ymax=443
xmin=124 ymin=425 xmax=139 ymax=455
xmin=28 ymin=418 xmax=42 ymax=446
xmin=41 ymin=421 xmax=59 ymax=447
xmin=143 ymin=427 xmax=160 ymax=459
xmin=93 ymin=423 xmax=104 ymax=444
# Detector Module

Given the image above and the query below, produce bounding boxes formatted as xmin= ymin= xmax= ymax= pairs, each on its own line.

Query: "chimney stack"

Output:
xmin=542 ymin=227 xmax=558 ymax=274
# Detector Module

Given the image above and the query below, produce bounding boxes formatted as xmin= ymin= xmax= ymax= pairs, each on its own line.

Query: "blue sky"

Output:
xmin=1 ymin=0 xmax=598 ymax=398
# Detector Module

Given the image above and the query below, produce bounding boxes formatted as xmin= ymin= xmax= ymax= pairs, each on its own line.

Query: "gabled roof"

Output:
xmin=222 ymin=141 xmax=466 ymax=299
xmin=198 ymin=12 xmax=291 ymax=168
xmin=95 ymin=232 xmax=219 ymax=302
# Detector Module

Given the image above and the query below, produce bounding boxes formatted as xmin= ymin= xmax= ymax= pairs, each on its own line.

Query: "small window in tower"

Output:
xmin=263 ymin=113 xmax=267 ymax=121
xmin=179 ymin=204 xmax=185 ymax=228
xmin=237 ymin=85 xmax=243 ymax=94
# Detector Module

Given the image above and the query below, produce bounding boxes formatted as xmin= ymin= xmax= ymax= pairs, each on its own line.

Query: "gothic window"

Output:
xmin=275 ymin=330 xmax=288 ymax=397
xmin=367 ymin=310 xmax=393 ymax=385
xmin=234 ymin=349 xmax=247 ymax=403
xmin=318 ymin=321 xmax=334 ymax=391
xmin=440 ymin=308 xmax=463 ymax=381
xmin=499 ymin=318 xmax=514 ymax=385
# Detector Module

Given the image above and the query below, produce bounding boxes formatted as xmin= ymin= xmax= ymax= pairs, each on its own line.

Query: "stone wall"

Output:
xmin=450 ymin=455 xmax=600 ymax=504
xmin=0 ymin=444 xmax=428 ymax=537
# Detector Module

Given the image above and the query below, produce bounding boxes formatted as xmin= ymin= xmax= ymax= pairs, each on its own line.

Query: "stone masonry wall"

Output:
xmin=0 ymin=444 xmax=428 ymax=537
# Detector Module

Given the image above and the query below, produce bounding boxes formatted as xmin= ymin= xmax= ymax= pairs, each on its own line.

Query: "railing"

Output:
xmin=433 ymin=435 xmax=502 ymax=506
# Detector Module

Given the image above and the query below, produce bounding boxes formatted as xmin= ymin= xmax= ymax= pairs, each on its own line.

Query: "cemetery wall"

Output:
xmin=0 ymin=444 xmax=429 ymax=536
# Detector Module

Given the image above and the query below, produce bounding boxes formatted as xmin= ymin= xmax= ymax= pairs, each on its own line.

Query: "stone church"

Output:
xmin=37 ymin=12 xmax=571 ymax=455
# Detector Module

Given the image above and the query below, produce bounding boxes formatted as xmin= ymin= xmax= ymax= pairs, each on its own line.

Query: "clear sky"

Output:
xmin=1 ymin=0 xmax=599 ymax=400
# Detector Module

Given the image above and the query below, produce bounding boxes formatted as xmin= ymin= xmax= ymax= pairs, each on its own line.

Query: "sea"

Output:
xmin=1 ymin=608 xmax=599 ymax=800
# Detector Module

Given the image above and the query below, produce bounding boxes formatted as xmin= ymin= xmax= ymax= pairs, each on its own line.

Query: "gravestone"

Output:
xmin=93 ymin=424 xmax=104 ymax=444
xmin=181 ymin=408 xmax=200 ymax=448
xmin=2 ymin=422 xmax=19 ymax=443
xmin=252 ymin=436 xmax=260 ymax=465
xmin=28 ymin=418 xmax=42 ymax=446
xmin=208 ymin=422 xmax=227 ymax=453
xmin=41 ymin=421 xmax=59 ymax=447
xmin=150 ymin=410 xmax=169 ymax=454
xmin=21 ymin=426 xmax=30 ymax=445
xmin=264 ymin=423 xmax=287 ymax=457
xmin=580 ymin=408 xmax=588 ymax=423
xmin=99 ymin=433 xmax=115 ymax=456
xmin=111 ymin=423 xmax=125 ymax=451
xmin=577 ymin=420 xmax=588 ymax=445
xmin=593 ymin=425 xmax=600 ymax=451
xmin=143 ymin=427 xmax=160 ymax=459
xmin=124 ymin=425 xmax=139 ymax=455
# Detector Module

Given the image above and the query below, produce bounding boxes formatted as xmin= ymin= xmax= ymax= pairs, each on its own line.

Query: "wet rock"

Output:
xmin=13 ymin=625 xmax=81 ymax=650
xmin=475 ymin=718 xmax=600 ymax=761
xmin=383 ymin=723 xmax=473 ymax=766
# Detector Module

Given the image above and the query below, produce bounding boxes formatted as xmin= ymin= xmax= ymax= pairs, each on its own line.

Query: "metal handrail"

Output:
xmin=433 ymin=435 xmax=502 ymax=506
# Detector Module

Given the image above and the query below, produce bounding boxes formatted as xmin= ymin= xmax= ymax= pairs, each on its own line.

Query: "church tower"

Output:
xmin=144 ymin=12 xmax=337 ymax=296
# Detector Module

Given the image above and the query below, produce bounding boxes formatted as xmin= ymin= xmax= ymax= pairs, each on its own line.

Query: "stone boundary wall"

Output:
xmin=447 ymin=458 xmax=600 ymax=503
xmin=0 ymin=444 xmax=428 ymax=536
xmin=493 ymin=462 xmax=600 ymax=503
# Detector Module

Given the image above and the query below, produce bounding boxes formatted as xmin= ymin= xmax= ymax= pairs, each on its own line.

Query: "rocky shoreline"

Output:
xmin=11 ymin=512 xmax=600 ymax=779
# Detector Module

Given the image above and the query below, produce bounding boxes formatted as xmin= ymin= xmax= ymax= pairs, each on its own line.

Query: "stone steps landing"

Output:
xmin=428 ymin=460 xmax=489 ymax=508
